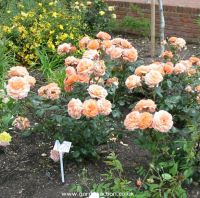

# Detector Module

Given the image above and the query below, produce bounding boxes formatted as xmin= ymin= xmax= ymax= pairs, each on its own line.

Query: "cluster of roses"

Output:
xmin=6 ymin=66 xmax=36 ymax=100
xmin=67 ymin=84 xmax=112 ymax=119
xmin=124 ymin=99 xmax=173 ymax=133
xmin=161 ymin=36 xmax=186 ymax=60
xmin=56 ymin=31 xmax=137 ymax=92
xmin=126 ymin=57 xmax=199 ymax=90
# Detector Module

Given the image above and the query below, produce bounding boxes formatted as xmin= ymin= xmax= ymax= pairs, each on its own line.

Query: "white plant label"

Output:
xmin=53 ymin=140 xmax=72 ymax=183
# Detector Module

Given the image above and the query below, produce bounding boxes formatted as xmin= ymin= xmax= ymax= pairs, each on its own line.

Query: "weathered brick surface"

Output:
xmin=107 ymin=1 xmax=200 ymax=42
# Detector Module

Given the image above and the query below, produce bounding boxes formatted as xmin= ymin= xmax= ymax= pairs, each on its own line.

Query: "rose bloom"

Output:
xmin=197 ymin=61 xmax=200 ymax=67
xmin=24 ymin=75 xmax=36 ymax=87
xmin=57 ymin=43 xmax=72 ymax=55
xmin=123 ymin=47 xmax=138 ymax=62
xmin=120 ymin=39 xmax=132 ymax=49
xmin=77 ymin=58 xmax=94 ymax=74
xmin=79 ymin=36 xmax=91 ymax=49
xmin=124 ymin=111 xmax=140 ymax=131
xmin=168 ymin=36 xmax=177 ymax=44
xmin=174 ymin=38 xmax=186 ymax=49
xmin=152 ymin=110 xmax=173 ymax=132
xmin=138 ymin=112 xmax=153 ymax=129
xmin=174 ymin=62 xmax=187 ymax=74
xmin=163 ymin=62 xmax=174 ymax=74
xmin=97 ymin=98 xmax=112 ymax=116
xmin=13 ymin=116 xmax=30 ymax=130
xmin=106 ymin=46 xmax=123 ymax=59
xmin=93 ymin=60 xmax=106 ymax=77
xmin=6 ymin=76 xmax=30 ymax=100
xmin=125 ymin=75 xmax=141 ymax=90
xmin=66 ymin=66 xmax=77 ymax=76
xmin=77 ymin=74 xmax=90 ymax=84
xmin=0 ymin=131 xmax=12 ymax=147
xmin=185 ymin=85 xmax=193 ymax=93
xmin=149 ymin=63 xmax=165 ymax=76
xmin=134 ymin=65 xmax=151 ymax=77
xmin=87 ymin=39 xmax=100 ymax=50
xmin=111 ymin=38 xmax=122 ymax=46
xmin=96 ymin=31 xmax=111 ymax=40
xmin=144 ymin=70 xmax=163 ymax=87
xmin=82 ymin=50 xmax=99 ymax=60
xmin=38 ymin=83 xmax=61 ymax=100
xmin=64 ymin=74 xmax=79 ymax=92
xmin=189 ymin=56 xmax=199 ymax=65
xmin=8 ymin=66 xmax=29 ymax=78
xmin=64 ymin=56 xmax=80 ymax=67
xmin=46 ymin=83 xmax=61 ymax=100
xmin=195 ymin=85 xmax=200 ymax=93
xmin=50 ymin=150 xmax=60 ymax=162
xmin=101 ymin=40 xmax=112 ymax=49
xmin=67 ymin=98 xmax=83 ymax=119
xmin=187 ymin=68 xmax=197 ymax=76
xmin=161 ymin=50 xmax=173 ymax=59
xmin=82 ymin=99 xmax=99 ymax=118
xmin=88 ymin=84 xmax=108 ymax=99
xmin=106 ymin=77 xmax=119 ymax=87
xmin=134 ymin=99 xmax=157 ymax=113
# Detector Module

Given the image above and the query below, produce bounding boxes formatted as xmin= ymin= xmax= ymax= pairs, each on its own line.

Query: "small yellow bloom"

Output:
xmin=59 ymin=33 xmax=68 ymax=40
xmin=49 ymin=2 xmax=54 ymax=6
xmin=99 ymin=11 xmax=105 ymax=16
xmin=21 ymin=11 xmax=28 ymax=17
xmin=0 ymin=132 xmax=12 ymax=143
xmin=52 ymin=12 xmax=58 ymax=18
xmin=59 ymin=25 xmax=64 ymax=30
xmin=7 ymin=10 xmax=11 ymax=14
xmin=38 ymin=3 xmax=42 ymax=7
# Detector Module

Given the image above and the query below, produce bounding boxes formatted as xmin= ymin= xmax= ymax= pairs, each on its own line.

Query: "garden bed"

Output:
xmin=1 ymin=37 xmax=200 ymax=198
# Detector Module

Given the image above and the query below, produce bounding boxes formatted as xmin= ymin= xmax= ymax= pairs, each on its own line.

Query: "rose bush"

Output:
xmin=2 ymin=31 xmax=200 ymax=194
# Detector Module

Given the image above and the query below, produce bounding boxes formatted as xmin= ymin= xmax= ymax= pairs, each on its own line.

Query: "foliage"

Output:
xmin=111 ymin=5 xmax=150 ymax=37
xmin=0 ymin=0 xmax=116 ymax=66
xmin=69 ymin=0 xmax=116 ymax=34
xmin=71 ymin=153 xmax=187 ymax=197
xmin=1 ymin=0 xmax=85 ymax=66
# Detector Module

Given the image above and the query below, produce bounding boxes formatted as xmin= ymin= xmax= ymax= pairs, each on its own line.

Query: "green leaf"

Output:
xmin=161 ymin=173 xmax=172 ymax=180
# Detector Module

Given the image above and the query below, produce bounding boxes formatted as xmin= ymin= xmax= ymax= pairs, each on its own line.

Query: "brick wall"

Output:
xmin=107 ymin=1 xmax=200 ymax=42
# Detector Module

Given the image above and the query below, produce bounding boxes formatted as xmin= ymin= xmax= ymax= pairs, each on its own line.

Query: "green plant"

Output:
xmin=111 ymin=5 xmax=150 ymax=37
xmin=70 ymin=153 xmax=135 ymax=197
xmin=69 ymin=0 xmax=116 ymax=34
xmin=1 ymin=0 xmax=85 ymax=66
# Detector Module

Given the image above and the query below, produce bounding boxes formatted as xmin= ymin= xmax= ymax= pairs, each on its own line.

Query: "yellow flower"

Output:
xmin=70 ymin=33 xmax=74 ymax=39
xmin=38 ymin=3 xmax=42 ymax=7
xmin=49 ymin=30 xmax=55 ymax=35
xmin=99 ymin=11 xmax=105 ymax=16
xmin=47 ymin=40 xmax=55 ymax=50
xmin=59 ymin=25 xmax=64 ymax=30
xmin=0 ymin=132 xmax=12 ymax=143
xmin=49 ymin=2 xmax=54 ymax=6
xmin=7 ymin=10 xmax=11 ymax=13
xmin=52 ymin=12 xmax=58 ymax=18
xmin=3 ymin=26 xmax=11 ymax=33
xmin=21 ymin=11 xmax=28 ymax=17
xmin=59 ymin=33 xmax=68 ymax=40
